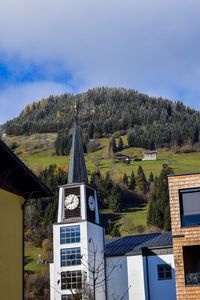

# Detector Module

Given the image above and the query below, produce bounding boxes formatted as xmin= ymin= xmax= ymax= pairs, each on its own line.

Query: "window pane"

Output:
xmin=61 ymin=271 xmax=82 ymax=290
xmin=182 ymin=191 xmax=200 ymax=216
xmin=61 ymin=248 xmax=81 ymax=267
xmin=60 ymin=226 xmax=81 ymax=244
xmin=158 ymin=264 xmax=172 ymax=280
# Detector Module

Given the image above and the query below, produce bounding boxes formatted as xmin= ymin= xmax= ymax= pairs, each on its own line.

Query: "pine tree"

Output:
xmin=54 ymin=131 xmax=71 ymax=156
xmin=108 ymin=184 xmax=122 ymax=212
xmin=147 ymin=164 xmax=174 ymax=230
xmin=129 ymin=170 xmax=136 ymax=190
xmin=136 ymin=165 xmax=147 ymax=193
xmin=118 ymin=137 xmax=124 ymax=151
xmin=148 ymin=172 xmax=154 ymax=183
xmin=109 ymin=136 xmax=117 ymax=153
xmin=122 ymin=173 xmax=129 ymax=186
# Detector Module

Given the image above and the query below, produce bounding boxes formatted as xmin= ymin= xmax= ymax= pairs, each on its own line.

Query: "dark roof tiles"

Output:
xmin=68 ymin=122 xmax=88 ymax=184
xmin=105 ymin=232 xmax=172 ymax=256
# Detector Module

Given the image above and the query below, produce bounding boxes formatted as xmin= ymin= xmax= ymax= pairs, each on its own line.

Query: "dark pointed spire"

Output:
xmin=68 ymin=103 xmax=88 ymax=184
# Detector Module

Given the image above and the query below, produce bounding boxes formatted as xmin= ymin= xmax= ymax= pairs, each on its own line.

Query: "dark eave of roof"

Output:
xmin=0 ymin=139 xmax=52 ymax=199
xmin=105 ymin=232 xmax=172 ymax=257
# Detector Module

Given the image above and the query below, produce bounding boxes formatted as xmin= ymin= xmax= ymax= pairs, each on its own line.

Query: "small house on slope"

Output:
xmin=142 ymin=150 xmax=157 ymax=161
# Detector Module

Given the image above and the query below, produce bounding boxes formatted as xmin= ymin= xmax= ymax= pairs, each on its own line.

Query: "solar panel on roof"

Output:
xmin=105 ymin=232 xmax=172 ymax=256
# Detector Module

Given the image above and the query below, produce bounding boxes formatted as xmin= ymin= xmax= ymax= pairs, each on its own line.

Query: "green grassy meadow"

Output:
xmin=4 ymin=133 xmax=200 ymax=177
xmin=25 ymin=243 xmax=48 ymax=274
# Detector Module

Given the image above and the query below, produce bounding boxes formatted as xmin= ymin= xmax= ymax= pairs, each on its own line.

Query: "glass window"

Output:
xmin=157 ymin=264 xmax=172 ymax=280
xmin=61 ymin=271 xmax=82 ymax=290
xmin=183 ymin=245 xmax=200 ymax=286
xmin=180 ymin=188 xmax=200 ymax=227
xmin=60 ymin=226 xmax=80 ymax=244
xmin=61 ymin=248 xmax=81 ymax=267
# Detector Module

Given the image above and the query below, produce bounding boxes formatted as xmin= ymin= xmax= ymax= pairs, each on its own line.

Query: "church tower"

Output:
xmin=50 ymin=119 xmax=106 ymax=300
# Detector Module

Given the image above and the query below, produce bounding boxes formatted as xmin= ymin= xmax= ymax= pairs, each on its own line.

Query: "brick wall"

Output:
xmin=168 ymin=174 xmax=200 ymax=300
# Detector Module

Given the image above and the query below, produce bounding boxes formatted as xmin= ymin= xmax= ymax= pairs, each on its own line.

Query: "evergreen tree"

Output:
xmin=148 ymin=172 xmax=154 ymax=183
xmin=109 ymin=136 xmax=117 ymax=153
xmin=147 ymin=164 xmax=174 ymax=231
xmin=122 ymin=173 xmax=129 ymax=186
xmin=129 ymin=170 xmax=136 ymax=190
xmin=54 ymin=130 xmax=71 ymax=156
xmin=38 ymin=165 xmax=68 ymax=229
xmin=108 ymin=184 xmax=122 ymax=212
xmin=118 ymin=137 xmax=124 ymax=151
xmin=136 ymin=165 xmax=147 ymax=193
xmin=88 ymin=122 xmax=94 ymax=139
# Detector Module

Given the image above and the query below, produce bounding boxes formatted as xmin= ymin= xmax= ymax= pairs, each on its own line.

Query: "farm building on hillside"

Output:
xmin=0 ymin=139 xmax=51 ymax=300
xmin=142 ymin=150 xmax=157 ymax=160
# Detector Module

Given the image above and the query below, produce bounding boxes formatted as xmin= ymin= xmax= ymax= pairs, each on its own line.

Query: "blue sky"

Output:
xmin=0 ymin=0 xmax=200 ymax=124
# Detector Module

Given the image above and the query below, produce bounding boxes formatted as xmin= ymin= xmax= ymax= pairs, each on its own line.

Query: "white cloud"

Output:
xmin=0 ymin=81 xmax=67 ymax=124
xmin=0 ymin=0 xmax=200 ymax=119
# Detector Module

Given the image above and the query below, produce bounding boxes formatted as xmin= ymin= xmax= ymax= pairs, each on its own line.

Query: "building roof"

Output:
xmin=0 ymin=139 xmax=52 ymax=200
xmin=68 ymin=122 xmax=88 ymax=184
xmin=143 ymin=150 xmax=157 ymax=154
xmin=105 ymin=232 xmax=172 ymax=256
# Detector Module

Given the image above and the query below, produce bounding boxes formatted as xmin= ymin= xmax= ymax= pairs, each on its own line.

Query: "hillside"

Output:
xmin=3 ymin=132 xmax=200 ymax=237
xmin=3 ymin=87 xmax=200 ymax=150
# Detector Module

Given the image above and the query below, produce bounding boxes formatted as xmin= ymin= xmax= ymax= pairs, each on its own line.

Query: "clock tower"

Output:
xmin=50 ymin=119 xmax=105 ymax=300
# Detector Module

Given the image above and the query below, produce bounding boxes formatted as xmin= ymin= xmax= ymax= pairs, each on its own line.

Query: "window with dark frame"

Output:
xmin=157 ymin=264 xmax=172 ymax=280
xmin=61 ymin=295 xmax=73 ymax=300
xmin=183 ymin=245 xmax=200 ymax=286
xmin=179 ymin=188 xmax=200 ymax=227
xmin=61 ymin=271 xmax=82 ymax=290
xmin=60 ymin=225 xmax=80 ymax=244
xmin=61 ymin=247 xmax=81 ymax=267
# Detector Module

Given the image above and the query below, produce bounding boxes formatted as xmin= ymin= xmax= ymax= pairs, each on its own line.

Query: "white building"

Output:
xmin=142 ymin=150 xmax=157 ymax=161
xmin=50 ymin=121 xmax=176 ymax=300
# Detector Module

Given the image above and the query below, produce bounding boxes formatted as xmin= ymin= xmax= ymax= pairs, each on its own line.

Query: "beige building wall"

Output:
xmin=0 ymin=188 xmax=23 ymax=300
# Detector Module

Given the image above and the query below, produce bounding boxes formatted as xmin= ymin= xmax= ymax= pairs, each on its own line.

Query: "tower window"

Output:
xmin=61 ymin=248 xmax=81 ymax=266
xmin=61 ymin=271 xmax=82 ymax=290
xmin=157 ymin=264 xmax=172 ymax=280
xmin=60 ymin=226 xmax=80 ymax=244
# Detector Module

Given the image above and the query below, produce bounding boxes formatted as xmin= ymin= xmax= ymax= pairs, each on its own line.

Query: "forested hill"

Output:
xmin=3 ymin=87 xmax=200 ymax=149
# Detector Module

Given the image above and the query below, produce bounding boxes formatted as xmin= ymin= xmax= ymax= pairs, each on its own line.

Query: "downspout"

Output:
xmin=143 ymin=248 xmax=150 ymax=300
xmin=103 ymin=228 xmax=108 ymax=300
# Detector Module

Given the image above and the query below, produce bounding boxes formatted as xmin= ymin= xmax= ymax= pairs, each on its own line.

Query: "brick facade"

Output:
xmin=168 ymin=173 xmax=200 ymax=300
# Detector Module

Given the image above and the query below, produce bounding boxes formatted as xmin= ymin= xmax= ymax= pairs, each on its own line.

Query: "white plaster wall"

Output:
xmin=127 ymin=255 xmax=147 ymax=300
xmin=147 ymin=254 xmax=176 ymax=300
xmin=51 ymin=221 xmax=88 ymax=299
xmin=87 ymin=222 xmax=106 ymax=300
xmin=50 ymin=221 xmax=105 ymax=300
xmin=49 ymin=263 xmax=54 ymax=300
xmin=106 ymin=256 xmax=129 ymax=300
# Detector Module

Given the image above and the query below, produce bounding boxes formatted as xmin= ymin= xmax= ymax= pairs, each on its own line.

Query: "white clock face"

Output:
xmin=88 ymin=195 xmax=95 ymax=211
xmin=65 ymin=194 xmax=79 ymax=210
